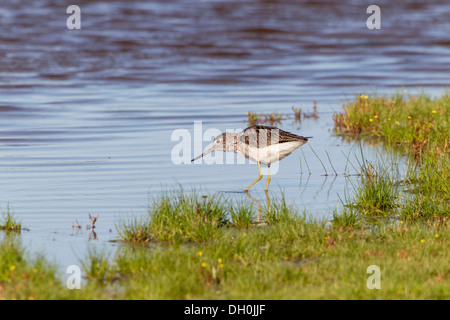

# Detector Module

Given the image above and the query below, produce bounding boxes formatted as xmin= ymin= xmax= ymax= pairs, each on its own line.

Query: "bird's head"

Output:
xmin=191 ymin=133 xmax=235 ymax=162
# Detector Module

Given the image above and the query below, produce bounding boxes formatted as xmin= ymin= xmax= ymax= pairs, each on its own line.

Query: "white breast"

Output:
xmin=236 ymin=141 xmax=305 ymax=165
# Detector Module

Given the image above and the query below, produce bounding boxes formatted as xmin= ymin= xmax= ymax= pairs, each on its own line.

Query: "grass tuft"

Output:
xmin=229 ymin=200 xmax=255 ymax=229
xmin=351 ymin=160 xmax=401 ymax=214
xmin=0 ymin=205 xmax=21 ymax=233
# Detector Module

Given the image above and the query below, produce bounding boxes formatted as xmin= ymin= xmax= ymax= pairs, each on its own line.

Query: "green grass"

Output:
xmin=229 ymin=199 xmax=255 ymax=229
xmin=117 ymin=188 xmax=229 ymax=243
xmin=0 ymin=235 xmax=69 ymax=299
xmin=333 ymin=92 xmax=449 ymax=158
xmin=2 ymin=204 xmax=449 ymax=299
xmin=0 ymin=205 xmax=21 ymax=233
xmin=334 ymin=92 xmax=449 ymax=220
xmin=263 ymin=193 xmax=302 ymax=225
xmin=331 ymin=207 xmax=363 ymax=229
xmin=80 ymin=246 xmax=114 ymax=283
xmin=1 ymin=190 xmax=450 ymax=299
xmin=351 ymin=159 xmax=401 ymax=214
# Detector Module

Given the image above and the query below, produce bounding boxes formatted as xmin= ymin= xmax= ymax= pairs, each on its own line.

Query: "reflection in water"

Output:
xmin=314 ymin=175 xmax=329 ymax=203
xmin=327 ymin=175 xmax=338 ymax=202
xmin=245 ymin=190 xmax=271 ymax=222
xmin=298 ymin=172 xmax=311 ymax=200
xmin=72 ymin=215 xmax=99 ymax=241
xmin=89 ymin=230 xmax=98 ymax=241
xmin=88 ymin=214 xmax=99 ymax=241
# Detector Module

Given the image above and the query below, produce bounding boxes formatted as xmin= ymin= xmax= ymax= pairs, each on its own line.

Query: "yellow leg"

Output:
xmin=264 ymin=189 xmax=271 ymax=219
xmin=245 ymin=190 xmax=262 ymax=222
xmin=265 ymin=165 xmax=271 ymax=191
xmin=244 ymin=162 xmax=263 ymax=192
xmin=265 ymin=189 xmax=271 ymax=209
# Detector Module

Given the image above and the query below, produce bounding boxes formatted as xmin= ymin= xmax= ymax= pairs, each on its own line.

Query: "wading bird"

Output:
xmin=191 ymin=125 xmax=311 ymax=191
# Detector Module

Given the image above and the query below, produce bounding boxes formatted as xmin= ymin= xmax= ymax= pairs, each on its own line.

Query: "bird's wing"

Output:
xmin=238 ymin=125 xmax=308 ymax=147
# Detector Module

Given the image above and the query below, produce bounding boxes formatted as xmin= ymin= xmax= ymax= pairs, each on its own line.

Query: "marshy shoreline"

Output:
xmin=1 ymin=92 xmax=449 ymax=300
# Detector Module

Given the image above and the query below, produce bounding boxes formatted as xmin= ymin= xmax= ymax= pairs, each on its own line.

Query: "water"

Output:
xmin=1 ymin=0 xmax=449 ymax=269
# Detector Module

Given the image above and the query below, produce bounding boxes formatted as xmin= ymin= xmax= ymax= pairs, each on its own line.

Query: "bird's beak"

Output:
xmin=191 ymin=147 xmax=213 ymax=162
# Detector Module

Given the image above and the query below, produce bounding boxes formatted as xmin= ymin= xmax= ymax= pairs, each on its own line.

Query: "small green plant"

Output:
xmin=80 ymin=246 xmax=113 ymax=283
xmin=263 ymin=194 xmax=298 ymax=224
xmin=116 ymin=215 xmax=152 ymax=243
xmin=246 ymin=112 xmax=283 ymax=126
xmin=229 ymin=200 xmax=255 ymax=229
xmin=0 ymin=205 xmax=21 ymax=233
xmin=351 ymin=160 xmax=401 ymax=214
xmin=331 ymin=207 xmax=362 ymax=229
xmin=292 ymin=106 xmax=302 ymax=121
xmin=246 ymin=112 xmax=260 ymax=126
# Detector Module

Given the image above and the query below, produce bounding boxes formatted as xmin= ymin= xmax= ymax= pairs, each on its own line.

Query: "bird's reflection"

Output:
xmin=89 ymin=229 xmax=98 ymax=241
xmin=244 ymin=190 xmax=271 ymax=223
xmin=87 ymin=214 xmax=99 ymax=241
xmin=72 ymin=215 xmax=99 ymax=241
